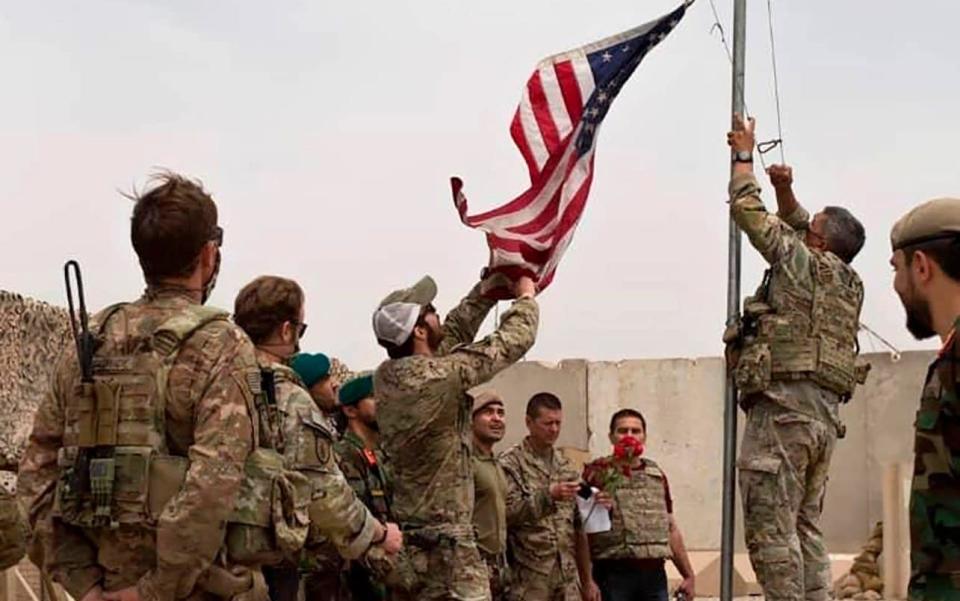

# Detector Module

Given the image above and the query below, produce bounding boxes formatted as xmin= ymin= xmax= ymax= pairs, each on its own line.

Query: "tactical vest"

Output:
xmin=52 ymin=303 xmax=309 ymax=566
xmin=589 ymin=459 xmax=671 ymax=561
xmin=734 ymin=250 xmax=865 ymax=398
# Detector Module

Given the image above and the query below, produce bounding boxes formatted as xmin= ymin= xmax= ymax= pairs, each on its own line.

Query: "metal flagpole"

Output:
xmin=721 ymin=0 xmax=746 ymax=600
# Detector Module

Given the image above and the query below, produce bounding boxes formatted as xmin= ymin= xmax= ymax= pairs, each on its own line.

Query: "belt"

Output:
xmin=400 ymin=523 xmax=476 ymax=549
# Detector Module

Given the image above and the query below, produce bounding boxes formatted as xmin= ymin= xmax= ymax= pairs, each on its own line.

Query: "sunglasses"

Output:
xmin=291 ymin=320 xmax=308 ymax=337
xmin=210 ymin=226 xmax=224 ymax=247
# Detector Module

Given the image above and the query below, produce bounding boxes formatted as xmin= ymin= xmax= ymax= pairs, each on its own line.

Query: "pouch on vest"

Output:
xmin=226 ymin=447 xmax=311 ymax=566
xmin=54 ymin=304 xmax=228 ymax=529
xmin=734 ymin=343 xmax=771 ymax=395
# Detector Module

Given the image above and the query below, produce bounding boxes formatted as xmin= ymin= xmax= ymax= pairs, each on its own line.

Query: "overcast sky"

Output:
xmin=2 ymin=1 xmax=958 ymax=370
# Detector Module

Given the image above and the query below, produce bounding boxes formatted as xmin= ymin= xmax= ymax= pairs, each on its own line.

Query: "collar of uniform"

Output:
xmin=143 ymin=285 xmax=201 ymax=304
xmin=472 ymin=441 xmax=496 ymax=460
xmin=342 ymin=429 xmax=368 ymax=450
xmin=940 ymin=325 xmax=958 ymax=358
xmin=521 ymin=436 xmax=558 ymax=475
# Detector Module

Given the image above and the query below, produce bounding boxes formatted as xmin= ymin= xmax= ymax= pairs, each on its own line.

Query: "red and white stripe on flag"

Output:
xmin=452 ymin=1 xmax=691 ymax=291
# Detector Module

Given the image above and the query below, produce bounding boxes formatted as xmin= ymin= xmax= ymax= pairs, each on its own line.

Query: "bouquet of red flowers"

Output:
xmin=583 ymin=435 xmax=645 ymax=494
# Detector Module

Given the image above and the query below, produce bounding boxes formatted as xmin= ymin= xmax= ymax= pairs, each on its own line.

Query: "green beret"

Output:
xmin=339 ymin=374 xmax=374 ymax=407
xmin=891 ymin=197 xmax=960 ymax=251
xmin=289 ymin=353 xmax=331 ymax=388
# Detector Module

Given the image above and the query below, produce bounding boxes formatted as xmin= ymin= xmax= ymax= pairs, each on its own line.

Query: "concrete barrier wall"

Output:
xmin=483 ymin=350 xmax=933 ymax=552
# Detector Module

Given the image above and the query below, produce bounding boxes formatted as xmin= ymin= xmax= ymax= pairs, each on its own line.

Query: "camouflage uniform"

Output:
xmin=17 ymin=288 xmax=261 ymax=601
xmin=0 ymin=484 xmax=27 ymax=570
xmin=499 ymin=438 xmax=581 ymax=601
xmin=473 ymin=445 xmax=556 ymax=601
xmin=374 ymin=286 xmax=539 ymax=601
xmin=259 ymin=357 xmax=383 ymax=601
xmin=909 ymin=323 xmax=960 ymax=601
xmin=729 ymin=173 xmax=864 ymax=601
xmin=334 ymin=430 xmax=393 ymax=601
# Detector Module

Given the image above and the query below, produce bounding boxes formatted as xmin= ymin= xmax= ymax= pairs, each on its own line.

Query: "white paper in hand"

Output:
xmin=576 ymin=486 xmax=611 ymax=534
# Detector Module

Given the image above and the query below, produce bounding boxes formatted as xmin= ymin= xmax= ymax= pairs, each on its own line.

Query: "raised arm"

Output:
xmin=447 ymin=278 xmax=539 ymax=389
xmin=727 ymin=115 xmax=811 ymax=269
xmin=767 ymin=164 xmax=810 ymax=231
xmin=437 ymin=281 xmax=497 ymax=355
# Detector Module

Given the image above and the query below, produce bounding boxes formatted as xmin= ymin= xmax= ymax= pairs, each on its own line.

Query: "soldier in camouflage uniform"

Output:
xmin=17 ymin=173 xmax=266 ymax=601
xmin=233 ymin=277 xmax=402 ymax=601
xmin=0 ymin=484 xmax=27 ymax=570
xmin=726 ymin=116 xmax=867 ymax=601
xmin=500 ymin=393 xmax=603 ymax=601
xmin=890 ymin=197 xmax=960 ymax=600
xmin=372 ymin=273 xmax=539 ymax=601
xmin=334 ymin=373 xmax=393 ymax=601
xmin=289 ymin=352 xmax=354 ymax=600
xmin=583 ymin=409 xmax=695 ymax=601
xmin=470 ymin=390 xmax=573 ymax=601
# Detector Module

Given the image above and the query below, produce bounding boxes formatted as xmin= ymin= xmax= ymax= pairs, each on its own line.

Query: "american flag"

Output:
xmin=452 ymin=1 xmax=692 ymax=290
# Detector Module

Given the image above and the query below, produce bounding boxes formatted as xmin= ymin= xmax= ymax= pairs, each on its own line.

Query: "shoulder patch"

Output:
xmin=302 ymin=409 xmax=335 ymax=440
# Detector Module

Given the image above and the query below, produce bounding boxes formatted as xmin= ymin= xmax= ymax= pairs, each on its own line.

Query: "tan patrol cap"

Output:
xmin=471 ymin=389 xmax=505 ymax=415
xmin=891 ymin=197 xmax=960 ymax=251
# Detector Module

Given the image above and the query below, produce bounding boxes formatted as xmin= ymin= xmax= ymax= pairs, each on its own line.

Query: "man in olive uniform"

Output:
xmin=372 ymin=272 xmax=539 ymax=600
xmin=17 ymin=173 xmax=265 ymax=601
xmin=234 ymin=277 xmax=402 ymax=601
xmin=470 ymin=390 xmax=578 ymax=601
xmin=890 ymin=197 xmax=960 ymax=600
xmin=0 ymin=485 xmax=27 ymax=570
xmin=500 ymin=393 xmax=602 ymax=601
xmin=334 ymin=373 xmax=394 ymax=600
xmin=726 ymin=116 xmax=867 ymax=601
xmin=584 ymin=409 xmax=695 ymax=601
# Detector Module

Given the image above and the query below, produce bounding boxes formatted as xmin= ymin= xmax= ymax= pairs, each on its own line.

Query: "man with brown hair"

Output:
xmin=233 ymin=276 xmax=402 ymax=601
xmin=18 ymin=172 xmax=264 ymax=601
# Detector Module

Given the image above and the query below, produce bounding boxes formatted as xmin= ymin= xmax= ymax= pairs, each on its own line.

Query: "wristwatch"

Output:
xmin=732 ymin=150 xmax=753 ymax=163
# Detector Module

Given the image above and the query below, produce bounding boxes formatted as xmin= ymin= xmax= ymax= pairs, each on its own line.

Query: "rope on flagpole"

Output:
xmin=707 ymin=0 xmax=789 ymax=171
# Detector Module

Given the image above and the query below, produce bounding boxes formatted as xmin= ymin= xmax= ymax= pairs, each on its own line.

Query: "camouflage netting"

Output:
xmin=836 ymin=521 xmax=884 ymax=600
xmin=0 ymin=291 xmax=71 ymax=471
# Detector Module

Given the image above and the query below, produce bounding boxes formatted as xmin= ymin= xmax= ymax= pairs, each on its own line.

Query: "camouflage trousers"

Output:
xmin=391 ymin=537 xmax=491 ymax=601
xmin=480 ymin=549 xmax=511 ymax=601
xmin=738 ymin=399 xmax=837 ymax=601
xmin=508 ymin=563 xmax=580 ymax=601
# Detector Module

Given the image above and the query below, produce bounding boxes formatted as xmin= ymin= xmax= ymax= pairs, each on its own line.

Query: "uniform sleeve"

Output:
xmin=445 ymin=297 xmax=539 ymax=389
xmin=500 ymin=451 xmax=554 ymax=527
xmin=302 ymin=446 xmax=381 ymax=561
xmin=779 ymin=204 xmax=811 ymax=232
xmin=334 ymin=443 xmax=370 ymax=508
xmin=437 ymin=282 xmax=496 ymax=355
xmin=506 ymin=484 xmax=556 ymax=528
xmin=936 ymin=346 xmax=960 ymax=477
xmin=138 ymin=328 xmax=257 ymax=601
xmin=18 ymin=354 xmax=103 ymax=598
xmin=729 ymin=172 xmax=813 ymax=284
